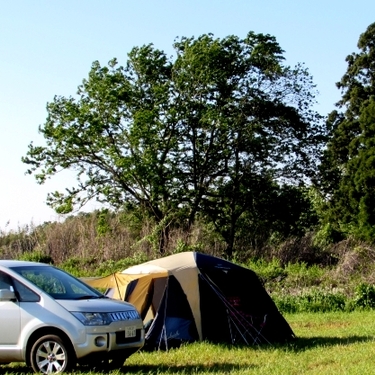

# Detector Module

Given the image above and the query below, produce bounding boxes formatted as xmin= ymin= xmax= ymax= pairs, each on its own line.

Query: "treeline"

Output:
xmin=14 ymin=22 xmax=375 ymax=259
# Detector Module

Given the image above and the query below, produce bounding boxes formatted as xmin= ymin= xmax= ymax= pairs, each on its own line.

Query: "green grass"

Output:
xmin=2 ymin=311 xmax=375 ymax=375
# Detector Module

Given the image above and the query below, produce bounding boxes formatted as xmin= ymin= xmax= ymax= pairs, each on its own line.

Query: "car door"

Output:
xmin=0 ymin=271 xmax=21 ymax=347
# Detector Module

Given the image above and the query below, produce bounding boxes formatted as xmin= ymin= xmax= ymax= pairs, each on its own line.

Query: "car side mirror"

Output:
xmin=0 ymin=289 xmax=16 ymax=301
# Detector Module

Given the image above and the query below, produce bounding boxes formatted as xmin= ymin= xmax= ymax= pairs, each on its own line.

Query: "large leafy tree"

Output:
xmin=318 ymin=22 xmax=375 ymax=242
xmin=23 ymin=32 xmax=324 ymax=254
xmin=172 ymin=33 xmax=323 ymax=255
xmin=24 ymin=48 xmax=181 ymax=252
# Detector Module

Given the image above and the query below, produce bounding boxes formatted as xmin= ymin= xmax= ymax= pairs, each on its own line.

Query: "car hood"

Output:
xmin=56 ymin=298 xmax=137 ymax=313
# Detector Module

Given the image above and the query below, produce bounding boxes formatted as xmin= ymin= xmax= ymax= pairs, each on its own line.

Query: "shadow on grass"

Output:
xmin=197 ymin=335 xmax=375 ymax=353
xmin=124 ymin=363 xmax=257 ymax=374
xmin=226 ymin=335 xmax=375 ymax=352
xmin=285 ymin=335 xmax=375 ymax=351
xmin=0 ymin=363 xmax=257 ymax=375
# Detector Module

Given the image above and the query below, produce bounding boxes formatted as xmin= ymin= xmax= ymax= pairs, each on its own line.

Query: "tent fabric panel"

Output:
xmin=197 ymin=253 xmax=295 ymax=344
xmin=141 ymin=277 xmax=169 ymax=323
xmin=140 ymin=252 xmax=197 ymax=273
xmin=145 ymin=275 xmax=199 ymax=350
xmin=122 ymin=264 xmax=168 ymax=275
xmin=108 ymin=271 xmax=168 ymax=301
xmin=198 ymin=273 xmax=232 ymax=343
xmin=124 ymin=279 xmax=138 ymax=300
xmin=82 ymin=273 xmax=139 ymax=299
xmin=151 ymin=277 xmax=168 ymax=315
xmin=198 ymin=269 xmax=274 ymax=344
xmin=81 ymin=273 xmax=135 ymax=289
xmin=125 ymin=274 xmax=162 ymax=314
xmin=168 ymin=266 xmax=202 ymax=341
xmin=125 ymin=252 xmax=202 ymax=339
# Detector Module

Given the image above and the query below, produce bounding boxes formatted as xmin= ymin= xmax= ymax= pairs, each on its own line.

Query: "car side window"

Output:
xmin=0 ymin=271 xmax=13 ymax=290
xmin=12 ymin=279 xmax=40 ymax=302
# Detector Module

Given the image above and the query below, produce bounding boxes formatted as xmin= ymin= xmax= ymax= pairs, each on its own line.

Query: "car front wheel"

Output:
xmin=30 ymin=334 xmax=74 ymax=374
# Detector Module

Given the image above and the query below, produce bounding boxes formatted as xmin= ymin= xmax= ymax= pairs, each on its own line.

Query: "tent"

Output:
xmin=83 ymin=252 xmax=295 ymax=349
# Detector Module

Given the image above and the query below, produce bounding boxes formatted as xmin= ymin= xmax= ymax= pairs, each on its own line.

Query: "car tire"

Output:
xmin=30 ymin=334 xmax=74 ymax=374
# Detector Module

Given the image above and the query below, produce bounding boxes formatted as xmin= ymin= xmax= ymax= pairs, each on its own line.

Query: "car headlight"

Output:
xmin=71 ymin=312 xmax=112 ymax=326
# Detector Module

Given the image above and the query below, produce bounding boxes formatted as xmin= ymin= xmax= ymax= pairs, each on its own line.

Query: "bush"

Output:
xmin=283 ymin=262 xmax=325 ymax=288
xmin=18 ymin=251 xmax=54 ymax=264
xmin=273 ymin=287 xmax=347 ymax=314
xmin=353 ymin=283 xmax=375 ymax=309
xmin=246 ymin=258 xmax=286 ymax=284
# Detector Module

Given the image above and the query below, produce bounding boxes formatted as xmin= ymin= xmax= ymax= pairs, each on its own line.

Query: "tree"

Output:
xmin=23 ymin=32 xmax=324 ymax=254
xmin=23 ymin=49 xmax=180 ymax=252
xmin=172 ymin=33 xmax=323 ymax=256
xmin=317 ymin=22 xmax=375 ymax=242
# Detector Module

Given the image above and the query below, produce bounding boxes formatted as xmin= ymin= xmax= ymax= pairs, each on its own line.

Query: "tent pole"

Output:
xmin=114 ymin=274 xmax=122 ymax=300
xmin=157 ymin=280 xmax=169 ymax=351
xmin=227 ymin=309 xmax=235 ymax=344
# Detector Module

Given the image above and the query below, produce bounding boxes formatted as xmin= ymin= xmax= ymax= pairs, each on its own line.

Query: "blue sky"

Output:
xmin=1 ymin=0 xmax=374 ymax=231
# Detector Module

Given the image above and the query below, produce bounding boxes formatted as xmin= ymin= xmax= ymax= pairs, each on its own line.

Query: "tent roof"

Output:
xmin=123 ymin=252 xmax=197 ymax=274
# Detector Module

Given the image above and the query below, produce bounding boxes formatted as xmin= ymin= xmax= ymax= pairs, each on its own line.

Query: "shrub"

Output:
xmin=283 ymin=262 xmax=325 ymax=288
xmin=18 ymin=250 xmax=54 ymax=264
xmin=247 ymin=258 xmax=286 ymax=284
xmin=273 ymin=287 xmax=347 ymax=314
xmin=353 ymin=283 xmax=375 ymax=309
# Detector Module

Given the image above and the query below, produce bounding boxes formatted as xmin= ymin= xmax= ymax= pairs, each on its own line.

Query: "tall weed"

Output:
xmin=273 ymin=287 xmax=347 ymax=313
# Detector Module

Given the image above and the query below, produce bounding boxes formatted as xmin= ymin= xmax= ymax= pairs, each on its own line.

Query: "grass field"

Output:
xmin=1 ymin=311 xmax=375 ymax=375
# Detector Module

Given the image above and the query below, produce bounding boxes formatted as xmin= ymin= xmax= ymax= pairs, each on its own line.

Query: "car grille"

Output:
xmin=109 ymin=311 xmax=140 ymax=321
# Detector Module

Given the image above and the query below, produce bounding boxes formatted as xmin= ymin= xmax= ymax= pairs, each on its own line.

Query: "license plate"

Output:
xmin=125 ymin=326 xmax=136 ymax=338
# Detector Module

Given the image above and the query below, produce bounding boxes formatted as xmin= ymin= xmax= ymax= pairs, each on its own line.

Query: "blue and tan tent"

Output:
xmin=84 ymin=252 xmax=295 ymax=350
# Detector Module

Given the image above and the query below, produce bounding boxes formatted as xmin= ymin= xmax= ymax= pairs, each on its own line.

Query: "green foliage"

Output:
xmin=277 ymin=187 xmax=318 ymax=237
xmin=248 ymin=258 xmax=326 ymax=290
xmin=96 ymin=208 xmax=112 ymax=236
xmin=353 ymin=283 xmax=375 ymax=309
xmin=313 ymin=223 xmax=345 ymax=248
xmin=60 ymin=252 xmax=149 ymax=277
xmin=272 ymin=283 xmax=375 ymax=313
xmin=173 ymin=239 xmax=204 ymax=254
xmin=247 ymin=258 xmax=287 ymax=283
xmin=274 ymin=287 xmax=347 ymax=313
xmin=91 ymin=253 xmax=149 ymax=276
xmin=60 ymin=257 xmax=97 ymax=277
xmin=22 ymin=31 xmax=324 ymax=254
xmin=283 ymin=262 xmax=325 ymax=287
xmin=18 ymin=250 xmax=54 ymax=264
xmin=317 ymin=23 xmax=375 ymax=244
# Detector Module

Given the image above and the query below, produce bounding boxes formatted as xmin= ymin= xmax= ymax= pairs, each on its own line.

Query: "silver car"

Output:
xmin=0 ymin=260 xmax=145 ymax=373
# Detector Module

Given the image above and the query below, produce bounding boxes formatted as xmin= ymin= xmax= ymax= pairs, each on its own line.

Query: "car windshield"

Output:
xmin=10 ymin=265 xmax=104 ymax=300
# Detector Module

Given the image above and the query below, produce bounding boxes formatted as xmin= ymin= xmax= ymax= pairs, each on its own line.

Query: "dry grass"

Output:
xmin=0 ymin=212 xmax=227 ymax=264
